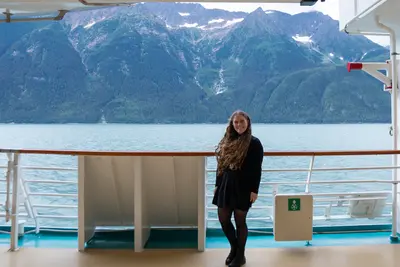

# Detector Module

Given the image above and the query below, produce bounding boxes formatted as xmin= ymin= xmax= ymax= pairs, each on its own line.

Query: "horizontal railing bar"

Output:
xmin=312 ymin=203 xmax=392 ymax=207
xmin=0 ymin=204 xmax=27 ymax=208
xmin=206 ymin=197 xmax=390 ymax=201
xmin=9 ymin=191 xmax=389 ymax=200
xmin=28 ymin=193 xmax=77 ymax=197
xmin=313 ymin=214 xmax=392 ymax=220
xmin=207 ymin=214 xmax=392 ymax=221
xmin=207 ymin=217 xmax=271 ymax=221
xmin=14 ymin=165 xmax=395 ymax=175
xmin=206 ymin=166 xmax=400 ymax=173
xmin=15 ymin=165 xmax=398 ymax=173
xmin=250 ymin=191 xmax=391 ymax=197
xmin=205 ymin=182 xmax=306 ymax=186
xmin=207 ymin=203 xmax=393 ymax=210
xmin=35 ymin=215 xmax=77 ymax=219
xmin=206 ymin=193 xmax=270 ymax=197
xmin=305 ymin=180 xmax=394 ymax=185
xmin=307 ymin=166 xmax=400 ymax=171
xmin=32 ymin=204 xmax=77 ymax=209
xmin=0 ymin=213 xmax=28 ymax=217
xmin=6 ymin=188 xmax=393 ymax=199
xmin=207 ymin=191 xmax=391 ymax=199
xmin=10 ymin=165 xmax=400 ymax=174
xmin=1 ymin=179 xmax=76 ymax=184
xmin=24 ymin=180 xmax=77 ymax=184
xmin=34 ymin=228 xmax=77 ymax=233
xmin=315 ymin=197 xmax=387 ymax=201
xmin=21 ymin=166 xmax=77 ymax=171
xmin=309 ymin=191 xmax=390 ymax=196
xmin=2 ymin=148 xmax=400 ymax=157
xmin=207 ymin=206 xmax=270 ymax=210
xmin=207 ymin=180 xmax=395 ymax=186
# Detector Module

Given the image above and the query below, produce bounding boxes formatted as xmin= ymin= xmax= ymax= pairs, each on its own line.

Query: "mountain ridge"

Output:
xmin=0 ymin=3 xmax=391 ymax=124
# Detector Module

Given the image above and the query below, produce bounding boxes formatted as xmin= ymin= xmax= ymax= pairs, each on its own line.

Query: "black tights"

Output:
xmin=218 ymin=207 xmax=248 ymax=254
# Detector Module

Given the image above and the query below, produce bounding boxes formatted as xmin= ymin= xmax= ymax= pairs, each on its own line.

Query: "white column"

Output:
xmin=395 ymin=39 xmax=400 ymax=239
xmin=78 ymin=155 xmax=86 ymax=251
xmin=9 ymin=153 xmax=20 ymax=251
xmin=197 ymin=157 xmax=207 ymax=252
xmin=134 ymin=156 xmax=150 ymax=252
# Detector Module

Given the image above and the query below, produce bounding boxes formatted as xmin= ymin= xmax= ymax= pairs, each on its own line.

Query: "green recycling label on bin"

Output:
xmin=288 ymin=198 xmax=301 ymax=211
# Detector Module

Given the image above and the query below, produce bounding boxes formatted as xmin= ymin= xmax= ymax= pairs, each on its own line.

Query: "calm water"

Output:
xmin=0 ymin=123 xmax=395 ymax=228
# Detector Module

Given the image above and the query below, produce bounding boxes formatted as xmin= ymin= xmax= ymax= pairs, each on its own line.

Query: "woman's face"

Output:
xmin=232 ymin=114 xmax=248 ymax=135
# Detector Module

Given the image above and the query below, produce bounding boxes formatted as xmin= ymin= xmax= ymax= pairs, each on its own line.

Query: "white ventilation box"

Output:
xmin=273 ymin=194 xmax=313 ymax=241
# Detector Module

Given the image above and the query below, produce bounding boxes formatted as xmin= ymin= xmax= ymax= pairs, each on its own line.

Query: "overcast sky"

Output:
xmin=200 ymin=0 xmax=390 ymax=46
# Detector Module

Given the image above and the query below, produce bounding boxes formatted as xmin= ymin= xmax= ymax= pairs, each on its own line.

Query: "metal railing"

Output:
xmin=205 ymin=155 xmax=395 ymax=225
xmin=0 ymin=154 xmax=78 ymax=235
xmin=0 ymin=149 xmax=399 ymax=250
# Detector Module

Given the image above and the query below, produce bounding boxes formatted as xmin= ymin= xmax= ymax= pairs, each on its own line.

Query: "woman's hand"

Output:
xmin=214 ymin=186 xmax=218 ymax=194
xmin=250 ymin=192 xmax=258 ymax=203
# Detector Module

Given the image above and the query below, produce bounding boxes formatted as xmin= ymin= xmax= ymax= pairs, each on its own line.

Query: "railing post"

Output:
xmin=392 ymin=179 xmax=398 ymax=242
xmin=9 ymin=153 xmax=20 ymax=252
xmin=305 ymin=155 xmax=315 ymax=193
xmin=389 ymin=39 xmax=399 ymax=242
xmin=5 ymin=153 xmax=13 ymax=223
xmin=386 ymin=22 xmax=399 ymax=242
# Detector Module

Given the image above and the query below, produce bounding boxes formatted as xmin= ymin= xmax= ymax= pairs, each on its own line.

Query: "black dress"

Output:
xmin=212 ymin=136 xmax=264 ymax=212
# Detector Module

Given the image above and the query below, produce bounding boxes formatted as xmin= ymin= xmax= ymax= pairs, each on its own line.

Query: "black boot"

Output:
xmin=228 ymin=248 xmax=246 ymax=267
xmin=225 ymin=246 xmax=237 ymax=265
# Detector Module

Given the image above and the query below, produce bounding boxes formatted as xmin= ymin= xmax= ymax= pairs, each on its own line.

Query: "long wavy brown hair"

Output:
xmin=215 ymin=110 xmax=252 ymax=176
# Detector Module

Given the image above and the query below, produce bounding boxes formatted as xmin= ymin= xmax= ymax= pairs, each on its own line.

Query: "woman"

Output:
xmin=212 ymin=110 xmax=264 ymax=267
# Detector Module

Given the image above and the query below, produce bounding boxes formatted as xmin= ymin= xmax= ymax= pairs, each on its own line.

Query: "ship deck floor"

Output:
xmin=1 ymin=244 xmax=399 ymax=267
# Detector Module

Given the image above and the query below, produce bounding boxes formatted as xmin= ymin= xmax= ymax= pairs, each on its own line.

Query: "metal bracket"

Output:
xmin=0 ymin=10 xmax=69 ymax=23
xmin=347 ymin=61 xmax=393 ymax=91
